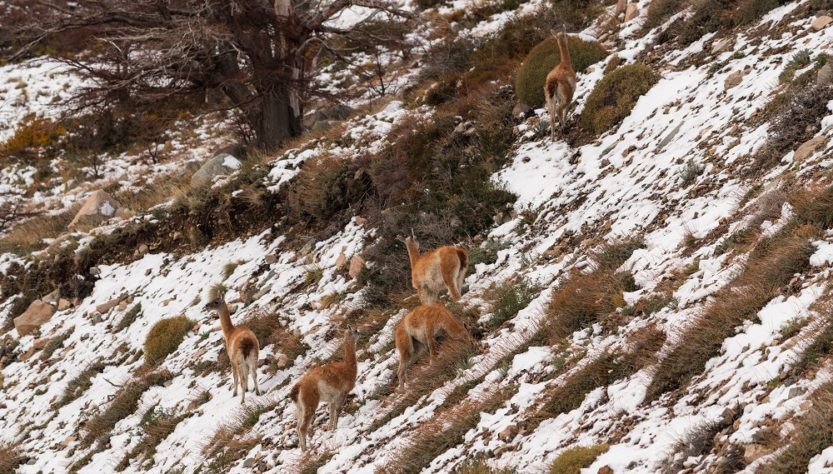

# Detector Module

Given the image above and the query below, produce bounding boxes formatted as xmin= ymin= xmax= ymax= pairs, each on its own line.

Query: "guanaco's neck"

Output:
xmin=218 ymin=301 xmax=234 ymax=337
xmin=343 ymin=338 xmax=357 ymax=372
xmin=405 ymin=240 xmax=420 ymax=269
xmin=557 ymin=33 xmax=572 ymax=68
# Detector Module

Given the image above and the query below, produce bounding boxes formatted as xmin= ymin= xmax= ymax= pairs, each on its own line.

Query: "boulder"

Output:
xmin=624 ymin=3 xmax=639 ymax=22
xmin=191 ymin=153 xmax=242 ymax=188
xmin=743 ymin=444 xmax=769 ymax=464
xmin=811 ymin=15 xmax=833 ymax=31
xmin=14 ymin=300 xmax=55 ymax=337
xmin=348 ymin=255 xmax=365 ymax=279
xmin=303 ymin=104 xmax=355 ymax=129
xmin=68 ymin=190 xmax=121 ymax=230
xmin=96 ymin=294 xmax=126 ymax=314
xmin=724 ymin=70 xmax=744 ymax=90
xmin=817 ymin=62 xmax=833 ymax=85
xmin=711 ymin=37 xmax=733 ymax=54
xmin=512 ymin=103 xmax=531 ymax=119
xmin=794 ymin=135 xmax=827 ymax=162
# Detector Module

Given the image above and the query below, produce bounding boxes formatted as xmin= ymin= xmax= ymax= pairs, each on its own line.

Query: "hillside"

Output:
xmin=3 ymin=0 xmax=833 ymax=473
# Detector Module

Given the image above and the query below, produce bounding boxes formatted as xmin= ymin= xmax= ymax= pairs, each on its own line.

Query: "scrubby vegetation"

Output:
xmin=55 ymin=362 xmax=106 ymax=408
xmin=116 ymin=405 xmax=189 ymax=471
xmin=549 ymin=444 xmax=609 ymax=474
xmin=579 ymin=64 xmax=659 ymax=135
xmin=144 ymin=316 xmax=193 ymax=366
xmin=0 ymin=444 xmax=25 ymax=474
xmin=763 ymin=383 xmax=833 ymax=472
xmin=515 ymin=36 xmax=607 ymax=108
xmin=485 ymin=278 xmax=539 ymax=329
xmin=661 ymin=0 xmax=790 ymax=46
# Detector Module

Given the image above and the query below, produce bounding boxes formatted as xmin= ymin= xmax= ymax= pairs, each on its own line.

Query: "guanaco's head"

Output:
xmin=203 ymin=283 xmax=227 ymax=312
xmin=344 ymin=325 xmax=359 ymax=346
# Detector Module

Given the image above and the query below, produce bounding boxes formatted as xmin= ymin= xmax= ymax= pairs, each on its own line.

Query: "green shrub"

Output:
xmin=549 ymin=445 xmax=609 ymax=474
xmin=579 ymin=64 xmax=659 ymax=135
xmin=144 ymin=316 xmax=193 ymax=366
xmin=515 ymin=36 xmax=607 ymax=108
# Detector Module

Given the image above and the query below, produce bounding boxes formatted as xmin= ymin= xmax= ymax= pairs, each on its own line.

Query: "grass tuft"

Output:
xmin=549 ymin=444 xmax=609 ymax=474
xmin=144 ymin=316 xmax=193 ymax=367
xmin=580 ymin=64 xmax=660 ymax=135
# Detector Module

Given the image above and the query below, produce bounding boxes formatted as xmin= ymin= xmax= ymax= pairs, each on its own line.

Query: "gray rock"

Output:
xmin=191 ymin=153 xmax=242 ymax=188
xmin=817 ymin=62 xmax=833 ymax=85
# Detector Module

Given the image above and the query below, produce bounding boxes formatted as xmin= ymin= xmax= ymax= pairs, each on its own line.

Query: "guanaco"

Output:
xmin=403 ymin=233 xmax=468 ymax=305
xmin=204 ymin=285 xmax=260 ymax=404
xmin=395 ymin=304 xmax=473 ymax=391
xmin=544 ymin=28 xmax=577 ymax=139
xmin=290 ymin=326 xmax=359 ymax=451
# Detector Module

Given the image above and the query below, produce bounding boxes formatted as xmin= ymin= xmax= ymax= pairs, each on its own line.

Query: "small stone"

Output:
xmin=118 ymin=300 xmax=128 ymax=312
xmin=57 ymin=299 xmax=71 ymax=311
xmin=711 ymin=37 xmax=733 ymax=54
xmin=794 ymin=135 xmax=827 ymax=162
xmin=512 ymin=102 xmax=531 ymax=118
xmin=335 ymin=247 xmax=348 ymax=270
xmin=348 ymin=255 xmax=365 ymax=279
xmin=498 ymin=426 xmax=517 ymax=442
xmin=788 ymin=386 xmax=806 ymax=398
xmin=18 ymin=347 xmax=36 ymax=362
xmin=724 ymin=70 xmax=743 ymax=90
xmin=276 ymin=354 xmax=290 ymax=368
xmin=624 ymin=3 xmax=639 ymax=21
xmin=811 ymin=15 xmax=833 ymax=31
xmin=265 ymin=254 xmax=278 ymax=265
xmin=817 ymin=63 xmax=833 ymax=85
xmin=96 ymin=296 xmax=124 ymax=314
xmin=33 ymin=338 xmax=49 ymax=350
xmin=138 ymin=244 xmax=149 ymax=254
xmin=598 ymin=467 xmax=614 ymax=474
xmin=354 ymin=216 xmax=367 ymax=226
xmin=243 ymin=458 xmax=257 ymax=468
xmin=743 ymin=444 xmax=768 ymax=464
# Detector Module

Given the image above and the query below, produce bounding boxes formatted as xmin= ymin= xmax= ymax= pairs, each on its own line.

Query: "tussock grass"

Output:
xmin=39 ymin=329 xmax=73 ymax=362
xmin=203 ymin=400 xmax=274 ymax=469
xmin=549 ymin=444 xmax=609 ymax=474
xmin=515 ymin=37 xmax=607 ymax=108
xmin=546 ymin=240 xmax=643 ymax=340
xmin=368 ymin=340 xmax=479 ymax=433
xmin=484 ymin=278 xmax=539 ymax=330
xmin=144 ymin=316 xmax=193 ymax=367
xmin=763 ymin=383 xmax=833 ymax=473
xmin=82 ymin=370 xmax=173 ymax=447
xmin=530 ymin=325 xmax=664 ymax=431
xmin=55 ymin=362 xmax=106 ymax=408
xmin=580 ymin=64 xmax=660 ymax=135
xmin=380 ymin=386 xmax=515 ymax=474
xmin=116 ymin=405 xmax=189 ymax=471
xmin=0 ymin=444 xmax=24 ymax=474
xmin=646 ymin=227 xmax=813 ymax=400
xmin=454 ymin=456 xmax=515 ymax=473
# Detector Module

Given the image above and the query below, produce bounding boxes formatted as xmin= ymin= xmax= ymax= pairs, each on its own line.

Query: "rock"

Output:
xmin=60 ymin=434 xmax=77 ymax=449
xmin=817 ymin=63 xmax=833 ymax=85
xmin=512 ymin=103 xmax=531 ymax=119
xmin=711 ymin=37 xmax=733 ymax=54
xmin=354 ymin=216 xmax=367 ymax=226
xmin=598 ymin=467 xmax=614 ymax=474
xmin=265 ymin=254 xmax=278 ymax=265
xmin=14 ymin=300 xmax=55 ymax=337
xmin=303 ymin=104 xmax=354 ymax=129
xmin=724 ymin=70 xmax=744 ymax=90
xmin=68 ymin=190 xmax=121 ymax=230
xmin=243 ymin=458 xmax=257 ymax=469
xmin=58 ymin=299 xmax=71 ymax=311
xmin=788 ymin=386 xmax=806 ymax=398
xmin=348 ymin=255 xmax=365 ymax=279
xmin=498 ymin=426 xmax=517 ymax=442
xmin=794 ymin=135 xmax=827 ymax=162
xmin=191 ymin=153 xmax=242 ymax=188
xmin=276 ymin=353 xmax=290 ymax=368
xmin=811 ymin=15 xmax=833 ymax=31
xmin=743 ymin=444 xmax=769 ymax=464
xmin=33 ymin=338 xmax=50 ymax=350
xmin=96 ymin=295 xmax=124 ymax=314
xmin=118 ymin=300 xmax=128 ymax=312
xmin=335 ymin=247 xmax=348 ymax=270
xmin=138 ymin=244 xmax=149 ymax=254
xmin=624 ymin=3 xmax=639 ymax=22
xmin=42 ymin=289 xmax=60 ymax=306
xmin=18 ymin=347 xmax=37 ymax=362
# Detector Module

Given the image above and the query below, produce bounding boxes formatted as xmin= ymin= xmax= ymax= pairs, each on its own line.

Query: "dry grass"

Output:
xmin=54 ymin=362 xmax=106 ymax=409
xmin=380 ymin=386 xmax=515 ymax=474
xmin=202 ymin=401 xmax=273 ymax=470
xmin=762 ymin=383 xmax=833 ymax=472
xmin=548 ymin=444 xmax=609 ymax=474
xmin=81 ymin=370 xmax=173 ymax=447
xmin=115 ymin=303 xmax=142 ymax=332
xmin=144 ymin=315 xmax=193 ymax=366
xmin=547 ymin=240 xmax=643 ymax=340
xmin=530 ymin=325 xmax=664 ymax=432
xmin=580 ymin=64 xmax=660 ymax=135
xmin=0 ymin=444 xmax=24 ymax=474
xmin=39 ymin=329 xmax=73 ymax=362
xmin=646 ymin=227 xmax=813 ymax=400
xmin=453 ymin=456 xmax=514 ymax=474
xmin=0 ymin=204 xmax=79 ymax=254
xmin=241 ymin=310 xmax=307 ymax=370
xmin=483 ymin=278 xmax=539 ymax=330
xmin=116 ymin=405 xmax=189 ymax=471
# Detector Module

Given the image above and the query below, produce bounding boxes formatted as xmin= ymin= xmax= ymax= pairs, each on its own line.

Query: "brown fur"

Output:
xmin=544 ymin=31 xmax=577 ymax=139
xmin=395 ymin=304 xmax=473 ymax=391
xmin=291 ymin=327 xmax=359 ymax=451
xmin=404 ymin=236 xmax=468 ymax=305
xmin=205 ymin=296 xmax=261 ymax=404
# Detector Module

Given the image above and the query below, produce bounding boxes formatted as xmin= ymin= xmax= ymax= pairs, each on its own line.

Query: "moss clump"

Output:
xmin=144 ymin=316 xmax=193 ymax=366
xmin=580 ymin=64 xmax=659 ymax=135
xmin=515 ymin=36 xmax=607 ymax=108
xmin=549 ymin=445 xmax=610 ymax=474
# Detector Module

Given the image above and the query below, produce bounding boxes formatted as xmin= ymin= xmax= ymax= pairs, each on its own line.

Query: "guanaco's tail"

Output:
xmin=456 ymin=248 xmax=468 ymax=271
xmin=240 ymin=337 xmax=256 ymax=360
xmin=289 ymin=383 xmax=300 ymax=403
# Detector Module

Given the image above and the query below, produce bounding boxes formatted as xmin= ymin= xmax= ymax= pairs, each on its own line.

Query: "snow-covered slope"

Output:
xmin=3 ymin=1 xmax=833 ymax=473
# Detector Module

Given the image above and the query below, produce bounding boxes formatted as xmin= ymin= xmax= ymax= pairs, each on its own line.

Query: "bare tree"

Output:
xmin=2 ymin=0 xmax=413 ymax=151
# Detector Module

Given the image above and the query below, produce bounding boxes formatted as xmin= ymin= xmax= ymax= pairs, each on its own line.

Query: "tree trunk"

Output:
xmin=253 ymin=77 xmax=302 ymax=151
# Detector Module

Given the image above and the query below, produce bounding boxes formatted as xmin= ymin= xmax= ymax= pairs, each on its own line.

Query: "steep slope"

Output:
xmin=3 ymin=1 xmax=833 ymax=473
